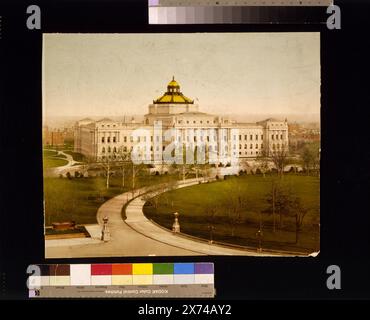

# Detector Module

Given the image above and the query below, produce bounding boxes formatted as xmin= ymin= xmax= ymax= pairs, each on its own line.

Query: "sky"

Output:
xmin=43 ymin=32 xmax=320 ymax=121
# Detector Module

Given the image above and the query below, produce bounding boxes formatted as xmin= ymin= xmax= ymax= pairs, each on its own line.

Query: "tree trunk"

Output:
xmin=295 ymin=214 xmax=299 ymax=244
xmin=122 ymin=166 xmax=125 ymax=189
xmin=132 ymin=164 xmax=135 ymax=191
xmin=272 ymin=183 xmax=276 ymax=233
xmin=106 ymin=163 xmax=110 ymax=189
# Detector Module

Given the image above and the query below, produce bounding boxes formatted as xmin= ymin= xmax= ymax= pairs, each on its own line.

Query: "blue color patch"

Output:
xmin=174 ymin=263 xmax=194 ymax=274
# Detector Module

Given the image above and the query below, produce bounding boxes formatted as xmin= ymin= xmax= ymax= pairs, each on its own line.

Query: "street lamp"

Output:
xmin=208 ymin=225 xmax=215 ymax=244
xmin=101 ymin=216 xmax=111 ymax=242
xmin=172 ymin=212 xmax=180 ymax=233
xmin=256 ymin=229 xmax=263 ymax=253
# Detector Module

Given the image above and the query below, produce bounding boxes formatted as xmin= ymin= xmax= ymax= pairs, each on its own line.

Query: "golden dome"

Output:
xmin=154 ymin=77 xmax=194 ymax=104
xmin=167 ymin=77 xmax=180 ymax=89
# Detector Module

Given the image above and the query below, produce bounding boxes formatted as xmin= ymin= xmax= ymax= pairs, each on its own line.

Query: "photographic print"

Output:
xmin=43 ymin=33 xmax=320 ymax=258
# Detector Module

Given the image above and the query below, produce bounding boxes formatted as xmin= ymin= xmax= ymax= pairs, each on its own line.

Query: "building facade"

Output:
xmin=74 ymin=78 xmax=289 ymax=166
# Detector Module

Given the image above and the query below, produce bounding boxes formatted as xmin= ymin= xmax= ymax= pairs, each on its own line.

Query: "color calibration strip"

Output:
xmin=28 ymin=263 xmax=214 ymax=298
xmin=149 ymin=0 xmax=332 ymax=24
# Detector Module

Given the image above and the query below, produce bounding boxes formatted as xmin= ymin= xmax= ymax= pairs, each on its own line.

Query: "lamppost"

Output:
xmin=208 ymin=225 xmax=215 ymax=244
xmin=256 ymin=212 xmax=263 ymax=252
xmin=101 ymin=216 xmax=110 ymax=242
xmin=172 ymin=212 xmax=180 ymax=233
xmin=256 ymin=229 xmax=263 ymax=253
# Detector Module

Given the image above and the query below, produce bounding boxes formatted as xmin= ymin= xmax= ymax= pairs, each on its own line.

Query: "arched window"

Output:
xmin=108 ymin=146 xmax=111 ymax=153
xmin=113 ymin=147 xmax=117 ymax=153
xmin=102 ymin=147 xmax=105 ymax=153
xmin=250 ymin=144 xmax=253 ymax=149
xmin=107 ymin=137 xmax=110 ymax=143
xmin=101 ymin=137 xmax=105 ymax=143
xmin=256 ymin=144 xmax=258 ymax=149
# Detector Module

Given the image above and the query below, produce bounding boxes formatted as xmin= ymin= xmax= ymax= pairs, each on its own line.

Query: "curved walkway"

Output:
xmin=125 ymin=180 xmax=280 ymax=256
xmin=45 ymin=185 xmax=201 ymax=258
xmin=44 ymin=150 xmax=84 ymax=177
xmin=45 ymin=179 xmax=300 ymax=258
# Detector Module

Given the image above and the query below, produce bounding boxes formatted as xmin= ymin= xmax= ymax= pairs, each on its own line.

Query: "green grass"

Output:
xmin=63 ymin=151 xmax=86 ymax=162
xmin=43 ymin=150 xmax=58 ymax=157
xmin=43 ymin=158 xmax=68 ymax=168
xmin=44 ymin=173 xmax=179 ymax=226
xmin=143 ymin=174 xmax=320 ymax=253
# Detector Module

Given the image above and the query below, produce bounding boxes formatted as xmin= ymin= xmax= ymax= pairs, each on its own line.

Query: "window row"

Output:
xmin=238 ymin=134 xmax=263 ymax=141
xmin=271 ymin=134 xmax=285 ymax=140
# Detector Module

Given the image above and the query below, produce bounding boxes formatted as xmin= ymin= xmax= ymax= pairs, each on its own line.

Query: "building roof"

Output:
xmin=96 ymin=117 xmax=113 ymax=123
xmin=153 ymin=77 xmax=194 ymax=104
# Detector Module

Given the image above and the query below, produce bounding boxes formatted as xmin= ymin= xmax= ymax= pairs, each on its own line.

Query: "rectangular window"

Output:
xmin=256 ymin=135 xmax=258 ymax=140
xmin=107 ymin=137 xmax=110 ymax=143
xmin=261 ymin=135 xmax=263 ymax=140
xmin=102 ymin=137 xmax=105 ymax=143
xmin=250 ymin=135 xmax=253 ymax=140
xmin=113 ymin=137 xmax=116 ymax=143
xmin=239 ymin=135 xmax=242 ymax=140
xmin=124 ymin=136 xmax=127 ymax=142
xmin=280 ymin=134 xmax=283 ymax=140
xmin=130 ymin=136 xmax=133 ymax=142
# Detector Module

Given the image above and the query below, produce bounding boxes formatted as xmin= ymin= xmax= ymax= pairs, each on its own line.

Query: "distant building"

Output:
xmin=74 ymin=78 xmax=289 ymax=164
xmin=43 ymin=126 xmax=74 ymax=147
xmin=43 ymin=126 xmax=64 ymax=146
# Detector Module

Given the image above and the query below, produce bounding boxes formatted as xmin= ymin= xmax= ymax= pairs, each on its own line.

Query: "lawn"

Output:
xmin=43 ymin=150 xmax=58 ymax=157
xmin=63 ymin=151 xmax=86 ymax=162
xmin=143 ymin=174 xmax=320 ymax=253
xmin=44 ymin=173 xmax=179 ymax=226
xmin=43 ymin=158 xmax=68 ymax=168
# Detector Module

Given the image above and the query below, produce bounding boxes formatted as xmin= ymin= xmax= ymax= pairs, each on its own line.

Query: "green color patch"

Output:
xmin=153 ymin=263 xmax=174 ymax=274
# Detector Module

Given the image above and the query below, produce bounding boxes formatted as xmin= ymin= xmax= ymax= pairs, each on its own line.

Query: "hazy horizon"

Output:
xmin=43 ymin=33 xmax=320 ymax=122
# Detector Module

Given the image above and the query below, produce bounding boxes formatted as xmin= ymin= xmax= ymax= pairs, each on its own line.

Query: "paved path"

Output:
xmin=44 ymin=150 xmax=84 ymax=177
xmin=125 ymin=180 xmax=277 ymax=256
xmin=46 ymin=179 xmax=285 ymax=258
xmin=45 ymin=186 xmax=200 ymax=258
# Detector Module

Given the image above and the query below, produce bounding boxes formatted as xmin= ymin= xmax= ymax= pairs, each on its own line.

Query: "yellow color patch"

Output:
xmin=133 ymin=263 xmax=153 ymax=275
xmin=49 ymin=276 xmax=70 ymax=286
xmin=112 ymin=275 xmax=133 ymax=285
xmin=133 ymin=275 xmax=153 ymax=285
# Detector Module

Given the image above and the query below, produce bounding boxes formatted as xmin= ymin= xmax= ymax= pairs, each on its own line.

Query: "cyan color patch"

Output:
xmin=174 ymin=263 xmax=194 ymax=274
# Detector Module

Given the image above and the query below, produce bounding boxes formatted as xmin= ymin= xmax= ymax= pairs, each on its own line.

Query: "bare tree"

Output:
xmin=100 ymin=156 xmax=113 ymax=189
xmin=116 ymin=147 xmax=131 ymax=189
xmin=256 ymin=149 xmax=270 ymax=178
xmin=270 ymin=144 xmax=289 ymax=176
xmin=290 ymin=197 xmax=309 ymax=244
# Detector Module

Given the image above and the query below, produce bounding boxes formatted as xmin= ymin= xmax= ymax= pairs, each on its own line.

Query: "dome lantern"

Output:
xmin=153 ymin=77 xmax=194 ymax=104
